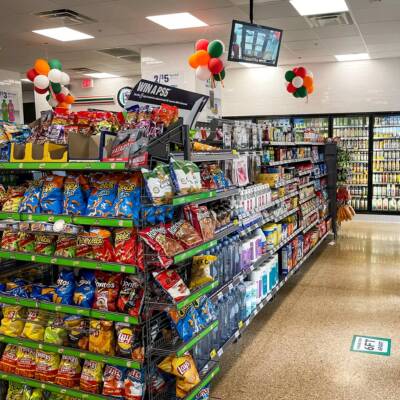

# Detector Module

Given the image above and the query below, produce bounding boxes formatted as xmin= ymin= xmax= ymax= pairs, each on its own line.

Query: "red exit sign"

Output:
xmin=81 ymin=78 xmax=94 ymax=89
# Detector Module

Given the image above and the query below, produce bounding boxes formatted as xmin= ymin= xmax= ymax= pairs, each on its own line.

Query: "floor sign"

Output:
xmin=350 ymin=335 xmax=391 ymax=356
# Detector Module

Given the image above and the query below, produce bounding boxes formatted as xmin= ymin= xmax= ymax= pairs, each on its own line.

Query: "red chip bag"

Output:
xmin=117 ymin=275 xmax=143 ymax=317
xmin=152 ymin=270 xmax=190 ymax=302
xmin=55 ymin=355 xmax=81 ymax=388
xmin=0 ymin=344 xmax=18 ymax=373
xmin=80 ymin=360 xmax=104 ymax=393
xmin=15 ymin=346 xmax=36 ymax=378
xmin=186 ymin=205 xmax=215 ymax=242
xmin=76 ymin=232 xmax=94 ymax=259
xmin=167 ymin=220 xmax=203 ymax=249
xmin=90 ymin=228 xmax=115 ymax=262
xmin=114 ymin=228 xmax=136 ymax=265
xmin=93 ymin=271 xmax=122 ymax=311
xmin=102 ymin=365 xmax=126 ymax=397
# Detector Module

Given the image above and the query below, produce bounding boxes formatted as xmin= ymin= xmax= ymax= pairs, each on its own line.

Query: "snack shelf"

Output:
xmin=0 ymin=162 xmax=127 ymax=171
xmin=302 ymin=208 xmax=319 ymax=220
xmin=298 ymin=181 xmax=314 ymax=189
xmin=268 ymin=157 xmax=312 ymax=166
xmin=0 ymin=293 xmax=139 ymax=324
xmin=274 ymin=207 xmax=299 ymax=222
xmin=303 ymin=218 xmax=320 ymax=233
xmin=0 ymin=334 xmax=141 ymax=369
xmin=175 ymin=280 xmax=219 ymax=311
xmin=0 ymin=250 xmax=137 ymax=274
xmin=172 ymin=187 xmax=239 ymax=206
xmin=183 ymin=364 xmax=220 ymax=400
xmin=173 ymin=151 xmax=237 ymax=162
xmin=275 ymin=177 xmax=299 ymax=188
xmin=0 ymin=371 xmax=110 ymax=400
xmin=298 ymin=169 xmax=313 ymax=177
xmin=299 ymin=194 xmax=316 ymax=205
xmin=206 ymin=231 xmax=331 ymax=367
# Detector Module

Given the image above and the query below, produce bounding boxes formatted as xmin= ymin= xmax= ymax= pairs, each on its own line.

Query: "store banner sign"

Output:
xmin=350 ymin=335 xmax=391 ymax=356
xmin=126 ymin=79 xmax=209 ymax=128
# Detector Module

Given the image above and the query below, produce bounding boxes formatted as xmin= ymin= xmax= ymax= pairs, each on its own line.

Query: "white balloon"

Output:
xmin=308 ymin=71 xmax=314 ymax=79
xmin=33 ymin=75 xmax=49 ymax=89
xmin=219 ymin=52 xmax=228 ymax=66
xmin=60 ymin=72 xmax=70 ymax=85
xmin=292 ymin=76 xmax=304 ymax=89
xmin=48 ymin=69 xmax=63 ymax=83
xmin=61 ymin=86 xmax=69 ymax=96
xmin=48 ymin=97 xmax=58 ymax=107
xmin=196 ymin=65 xmax=211 ymax=81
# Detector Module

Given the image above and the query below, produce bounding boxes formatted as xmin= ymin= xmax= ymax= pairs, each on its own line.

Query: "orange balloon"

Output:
xmin=65 ymin=94 xmax=75 ymax=104
xmin=34 ymin=58 xmax=50 ymax=75
xmin=196 ymin=50 xmax=210 ymax=66
xmin=57 ymin=101 xmax=69 ymax=109
xmin=188 ymin=53 xmax=199 ymax=69
xmin=308 ymin=85 xmax=314 ymax=95
xmin=303 ymin=75 xmax=313 ymax=90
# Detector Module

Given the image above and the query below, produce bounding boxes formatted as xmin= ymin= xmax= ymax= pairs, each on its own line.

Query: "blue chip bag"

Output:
xmin=141 ymin=205 xmax=156 ymax=225
xmin=73 ymin=270 xmax=95 ymax=308
xmin=0 ymin=283 xmax=5 ymax=292
xmin=193 ymin=295 xmax=217 ymax=328
xmin=168 ymin=304 xmax=200 ymax=342
xmin=113 ymin=173 xmax=141 ymax=220
xmin=54 ymin=270 xmax=75 ymax=305
xmin=40 ymin=174 xmax=64 ymax=214
xmin=86 ymin=174 xmax=119 ymax=217
xmin=63 ymin=174 xmax=88 ymax=215
xmin=19 ymin=179 xmax=42 ymax=214
xmin=195 ymin=386 xmax=210 ymax=400
xmin=31 ymin=284 xmax=54 ymax=302
xmin=7 ymin=286 xmax=29 ymax=298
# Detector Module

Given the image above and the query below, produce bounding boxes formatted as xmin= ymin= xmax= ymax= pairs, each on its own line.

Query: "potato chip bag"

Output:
xmin=0 ymin=305 xmax=26 ymax=337
xmin=152 ymin=270 xmax=190 ymax=302
xmin=187 ymin=205 xmax=215 ymax=242
xmin=194 ymin=386 xmax=210 ymax=400
xmin=54 ymin=235 xmax=77 ymax=258
xmin=113 ymin=173 xmax=141 ymax=220
xmin=102 ymin=364 xmax=127 ymax=398
xmin=80 ymin=360 xmax=104 ymax=394
xmin=86 ymin=174 xmax=119 ymax=217
xmin=22 ymin=309 xmax=48 ymax=341
xmin=40 ymin=175 xmax=64 ymax=214
xmin=44 ymin=316 xmax=68 ymax=346
xmin=6 ymin=382 xmax=24 ymax=400
xmin=64 ymin=315 xmax=89 ymax=350
xmin=19 ymin=180 xmax=43 ymax=214
xmin=93 ymin=271 xmax=122 ymax=311
xmin=73 ymin=270 xmax=95 ymax=308
xmin=34 ymin=234 xmax=56 ymax=255
xmin=89 ymin=319 xmax=115 ymax=355
xmin=167 ymin=220 xmax=203 ymax=249
xmin=168 ymin=304 xmax=200 ymax=342
xmin=55 ymin=355 xmax=82 ymax=388
xmin=142 ymin=164 xmax=173 ymax=205
xmin=116 ymin=275 xmax=143 ymax=317
xmin=22 ymin=387 xmax=43 ymax=400
xmin=115 ymin=323 xmax=135 ymax=359
xmin=18 ymin=232 xmax=36 ymax=253
xmin=54 ymin=270 xmax=75 ymax=305
xmin=1 ymin=230 xmax=20 ymax=251
xmin=170 ymin=158 xmax=202 ymax=195
xmin=63 ymin=174 xmax=88 ymax=215
xmin=114 ymin=228 xmax=136 ymax=265
xmin=124 ymin=368 xmax=145 ymax=400
xmin=0 ymin=344 xmax=18 ymax=373
xmin=2 ymin=186 xmax=25 ymax=212
xmin=35 ymin=349 xmax=60 ymax=382
xmin=15 ymin=346 xmax=36 ymax=378
xmin=190 ymin=255 xmax=216 ymax=290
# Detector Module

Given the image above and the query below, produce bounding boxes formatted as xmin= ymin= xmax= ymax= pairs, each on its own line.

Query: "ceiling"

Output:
xmin=2 ymin=0 xmax=400 ymax=79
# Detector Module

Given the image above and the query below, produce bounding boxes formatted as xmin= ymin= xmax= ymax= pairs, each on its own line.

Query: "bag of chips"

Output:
xmin=5 ymin=382 xmax=24 ymax=400
xmin=88 ymin=320 xmax=115 ymax=356
xmin=170 ymin=158 xmax=202 ymax=195
xmin=1 ymin=230 xmax=19 ymax=251
xmin=192 ymin=295 xmax=217 ymax=328
xmin=35 ymin=234 xmax=56 ymax=255
xmin=114 ymin=229 xmax=136 ymax=265
xmin=90 ymin=228 xmax=115 ymax=262
xmin=113 ymin=173 xmax=141 ymax=221
xmin=15 ymin=346 xmax=36 ymax=378
xmin=80 ymin=360 xmax=104 ymax=393
xmin=64 ymin=316 xmax=89 ymax=350
xmin=63 ymin=174 xmax=88 ymax=215
xmin=18 ymin=232 xmax=36 ymax=253
xmin=35 ymin=349 xmax=61 ymax=383
xmin=142 ymin=164 xmax=173 ymax=205
xmin=152 ymin=270 xmax=190 ymax=302
xmin=54 ymin=235 xmax=77 ymax=258
xmin=54 ymin=270 xmax=76 ymax=305
xmin=55 ymin=355 xmax=82 ymax=388
xmin=102 ymin=364 xmax=127 ymax=398
xmin=44 ymin=316 xmax=68 ymax=345
xmin=40 ymin=174 xmax=64 ymax=214
xmin=115 ymin=323 xmax=135 ymax=359
xmin=22 ymin=309 xmax=48 ymax=341
xmin=117 ymin=275 xmax=143 ymax=317
xmin=0 ymin=305 xmax=26 ymax=337
xmin=73 ymin=270 xmax=95 ymax=308
xmin=19 ymin=180 xmax=42 ymax=213
xmin=86 ymin=174 xmax=119 ymax=217
xmin=167 ymin=220 xmax=203 ymax=249
xmin=2 ymin=186 xmax=26 ymax=212
xmin=22 ymin=387 xmax=43 ymax=400
xmin=195 ymin=387 xmax=210 ymax=400
xmin=76 ymin=232 xmax=94 ymax=259
xmin=168 ymin=304 xmax=200 ymax=342
xmin=190 ymin=255 xmax=216 ymax=290
xmin=124 ymin=368 xmax=145 ymax=400
xmin=0 ymin=344 xmax=18 ymax=373
xmin=92 ymin=271 xmax=121 ymax=312
xmin=186 ymin=205 xmax=215 ymax=242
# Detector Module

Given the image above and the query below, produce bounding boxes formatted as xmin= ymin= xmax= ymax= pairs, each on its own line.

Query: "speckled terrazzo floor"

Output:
xmin=212 ymin=221 xmax=400 ymax=400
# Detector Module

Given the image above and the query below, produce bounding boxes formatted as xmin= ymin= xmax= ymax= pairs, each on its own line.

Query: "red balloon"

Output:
xmin=208 ymin=58 xmax=224 ymax=74
xmin=287 ymin=83 xmax=296 ymax=93
xmin=34 ymin=86 xmax=48 ymax=94
xmin=56 ymin=93 xmax=66 ymax=102
xmin=293 ymin=67 xmax=298 ymax=75
xmin=26 ymin=68 xmax=38 ymax=82
xmin=195 ymin=39 xmax=209 ymax=51
xmin=296 ymin=67 xmax=307 ymax=78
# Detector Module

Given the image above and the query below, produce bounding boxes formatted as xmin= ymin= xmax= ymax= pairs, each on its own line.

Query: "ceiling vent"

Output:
xmin=305 ymin=11 xmax=353 ymax=28
xmin=70 ymin=67 xmax=98 ymax=74
xmin=97 ymin=48 xmax=140 ymax=63
xmin=119 ymin=55 xmax=141 ymax=63
xmin=34 ymin=9 xmax=96 ymax=25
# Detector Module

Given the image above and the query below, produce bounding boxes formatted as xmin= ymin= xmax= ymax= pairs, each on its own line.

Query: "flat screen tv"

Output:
xmin=228 ymin=20 xmax=283 ymax=67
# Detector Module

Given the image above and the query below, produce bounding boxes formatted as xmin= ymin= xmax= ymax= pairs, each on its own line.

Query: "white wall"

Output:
xmin=0 ymin=69 xmax=24 ymax=123
xmin=222 ymin=58 xmax=400 ymax=117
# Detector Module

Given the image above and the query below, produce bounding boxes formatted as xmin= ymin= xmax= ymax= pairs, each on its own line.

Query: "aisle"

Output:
xmin=213 ymin=222 xmax=400 ymax=400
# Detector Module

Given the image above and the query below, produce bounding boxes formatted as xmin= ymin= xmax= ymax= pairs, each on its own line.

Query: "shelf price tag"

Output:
xmin=238 ymin=320 xmax=244 ymax=329
xmin=210 ymin=349 xmax=217 ymax=359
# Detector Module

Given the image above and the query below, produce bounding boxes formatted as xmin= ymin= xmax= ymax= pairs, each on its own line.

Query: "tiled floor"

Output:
xmin=212 ymin=221 xmax=400 ymax=400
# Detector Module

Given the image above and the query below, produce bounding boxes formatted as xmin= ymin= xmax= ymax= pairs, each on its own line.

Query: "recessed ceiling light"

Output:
xmin=335 ymin=53 xmax=370 ymax=61
xmin=33 ymin=27 xmax=94 ymax=42
xmin=146 ymin=12 xmax=207 ymax=30
xmin=290 ymin=0 xmax=348 ymax=16
xmin=83 ymin=72 xmax=119 ymax=78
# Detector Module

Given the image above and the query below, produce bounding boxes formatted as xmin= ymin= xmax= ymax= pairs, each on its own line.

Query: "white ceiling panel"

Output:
xmin=359 ymin=21 xmax=400 ymax=36
xmin=257 ymin=16 xmax=310 ymax=30
xmin=237 ymin=1 xmax=299 ymax=19
xmin=312 ymin=25 xmax=359 ymax=39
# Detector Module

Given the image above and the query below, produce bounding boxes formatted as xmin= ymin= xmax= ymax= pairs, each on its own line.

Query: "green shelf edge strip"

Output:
xmin=0 ymin=250 xmax=137 ymax=274
xmin=176 ymin=281 xmax=219 ymax=311
xmin=0 ymin=335 xmax=141 ymax=369
xmin=0 ymin=371 xmax=110 ymax=400
xmin=0 ymin=162 xmax=127 ymax=171
xmin=185 ymin=365 xmax=221 ymax=400
xmin=174 ymin=240 xmax=218 ymax=264
xmin=177 ymin=320 xmax=219 ymax=357
xmin=172 ymin=190 xmax=216 ymax=206
xmin=0 ymin=294 xmax=139 ymax=324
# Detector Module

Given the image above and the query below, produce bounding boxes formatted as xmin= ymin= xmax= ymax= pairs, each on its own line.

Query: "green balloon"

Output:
xmin=285 ymin=70 xmax=295 ymax=82
xmin=214 ymin=69 xmax=226 ymax=81
xmin=51 ymin=82 xmax=62 ymax=94
xmin=296 ymin=86 xmax=307 ymax=98
xmin=49 ymin=59 xmax=62 ymax=70
xmin=207 ymin=40 xmax=223 ymax=58
xmin=46 ymin=94 xmax=50 ymax=101
xmin=293 ymin=91 xmax=299 ymax=98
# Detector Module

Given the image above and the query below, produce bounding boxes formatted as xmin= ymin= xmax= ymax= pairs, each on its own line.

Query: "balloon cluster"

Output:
xmin=26 ymin=59 xmax=75 ymax=109
xmin=285 ymin=67 xmax=314 ymax=98
xmin=188 ymin=39 xmax=227 ymax=86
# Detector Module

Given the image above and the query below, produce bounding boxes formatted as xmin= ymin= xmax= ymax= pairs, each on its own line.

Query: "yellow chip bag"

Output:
xmin=0 ymin=305 xmax=26 ymax=337
xmin=190 ymin=255 xmax=217 ymax=289
xmin=80 ymin=360 xmax=104 ymax=394
xmin=35 ymin=349 xmax=60 ymax=383
xmin=22 ymin=309 xmax=48 ymax=341
xmin=44 ymin=316 xmax=68 ymax=345
xmin=89 ymin=320 xmax=115 ymax=356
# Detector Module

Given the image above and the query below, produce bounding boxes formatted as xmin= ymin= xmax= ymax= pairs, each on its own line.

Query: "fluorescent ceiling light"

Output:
xmin=33 ymin=27 xmax=94 ymax=42
xmin=146 ymin=12 xmax=207 ymax=30
xmin=290 ymin=0 xmax=348 ymax=16
xmin=84 ymin=72 xmax=119 ymax=78
xmin=142 ymin=57 xmax=163 ymax=65
xmin=335 ymin=53 xmax=370 ymax=61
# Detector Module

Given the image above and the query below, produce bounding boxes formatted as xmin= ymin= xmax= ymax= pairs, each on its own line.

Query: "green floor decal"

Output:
xmin=351 ymin=335 xmax=391 ymax=356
